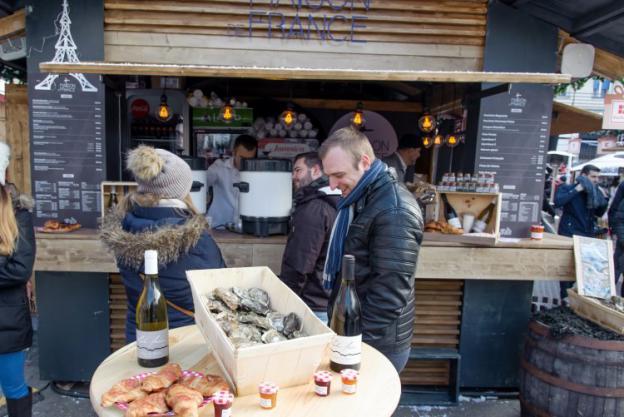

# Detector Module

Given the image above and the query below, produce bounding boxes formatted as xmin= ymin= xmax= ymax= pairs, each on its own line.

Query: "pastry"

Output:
xmin=141 ymin=363 xmax=183 ymax=392
xmin=100 ymin=377 xmax=146 ymax=407
xmin=165 ymin=384 xmax=203 ymax=417
xmin=125 ymin=392 xmax=168 ymax=417
xmin=179 ymin=373 xmax=229 ymax=397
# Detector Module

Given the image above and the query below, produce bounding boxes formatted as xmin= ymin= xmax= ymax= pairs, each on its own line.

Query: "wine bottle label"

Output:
xmin=330 ymin=334 xmax=362 ymax=365
xmin=448 ymin=217 xmax=462 ymax=229
xmin=472 ymin=219 xmax=487 ymax=233
xmin=136 ymin=329 xmax=169 ymax=360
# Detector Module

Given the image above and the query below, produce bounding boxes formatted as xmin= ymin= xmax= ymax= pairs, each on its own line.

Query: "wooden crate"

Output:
xmin=100 ymin=181 xmax=137 ymax=219
xmin=425 ymin=191 xmax=502 ymax=246
xmin=187 ymin=266 xmax=334 ymax=396
xmin=567 ymin=288 xmax=624 ymax=335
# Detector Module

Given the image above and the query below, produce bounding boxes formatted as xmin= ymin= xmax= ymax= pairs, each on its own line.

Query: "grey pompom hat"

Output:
xmin=126 ymin=145 xmax=192 ymax=200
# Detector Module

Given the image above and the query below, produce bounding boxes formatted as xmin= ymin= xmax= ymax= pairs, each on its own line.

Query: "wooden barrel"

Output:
xmin=519 ymin=320 xmax=624 ymax=417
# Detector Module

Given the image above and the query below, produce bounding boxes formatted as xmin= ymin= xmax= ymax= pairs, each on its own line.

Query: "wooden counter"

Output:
xmin=34 ymin=230 xmax=574 ymax=281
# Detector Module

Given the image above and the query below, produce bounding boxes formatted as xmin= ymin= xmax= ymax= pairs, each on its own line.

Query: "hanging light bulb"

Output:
xmin=418 ymin=112 xmax=436 ymax=133
xmin=446 ymin=133 xmax=460 ymax=148
xmin=280 ymin=104 xmax=296 ymax=128
xmin=422 ymin=136 xmax=433 ymax=149
xmin=433 ymin=132 xmax=444 ymax=147
xmin=157 ymin=93 xmax=172 ymax=122
xmin=351 ymin=102 xmax=365 ymax=128
xmin=219 ymin=101 xmax=235 ymax=123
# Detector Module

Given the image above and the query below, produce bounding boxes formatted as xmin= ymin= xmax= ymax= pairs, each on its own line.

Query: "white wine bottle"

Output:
xmin=471 ymin=200 xmax=496 ymax=233
xmin=136 ymin=250 xmax=169 ymax=368
xmin=329 ymin=254 xmax=362 ymax=372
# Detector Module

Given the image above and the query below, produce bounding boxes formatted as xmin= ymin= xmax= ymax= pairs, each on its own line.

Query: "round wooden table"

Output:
xmin=90 ymin=326 xmax=401 ymax=417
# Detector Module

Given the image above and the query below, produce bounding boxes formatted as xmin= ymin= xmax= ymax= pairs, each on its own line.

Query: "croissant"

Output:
xmin=125 ymin=392 xmax=168 ymax=417
xmin=179 ymin=373 xmax=229 ymax=397
xmin=165 ymin=384 xmax=204 ymax=417
xmin=100 ymin=377 xmax=147 ymax=407
xmin=141 ymin=363 xmax=183 ymax=392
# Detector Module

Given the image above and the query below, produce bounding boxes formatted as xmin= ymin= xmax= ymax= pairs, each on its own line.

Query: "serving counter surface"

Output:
xmin=34 ymin=230 xmax=574 ymax=281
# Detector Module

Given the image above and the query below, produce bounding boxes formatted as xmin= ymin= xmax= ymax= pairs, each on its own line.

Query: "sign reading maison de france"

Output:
xmin=230 ymin=0 xmax=371 ymax=42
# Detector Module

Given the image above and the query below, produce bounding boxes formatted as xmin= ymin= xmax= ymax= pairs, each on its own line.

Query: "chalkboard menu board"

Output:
xmin=475 ymin=84 xmax=552 ymax=237
xmin=26 ymin=0 xmax=105 ymax=228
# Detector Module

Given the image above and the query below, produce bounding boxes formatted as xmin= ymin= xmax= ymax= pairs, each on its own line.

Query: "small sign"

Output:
xmin=573 ymin=235 xmax=616 ymax=300
xmin=192 ymin=107 xmax=253 ymax=128
xmin=603 ymin=84 xmax=624 ymax=129
xmin=131 ymin=98 xmax=150 ymax=119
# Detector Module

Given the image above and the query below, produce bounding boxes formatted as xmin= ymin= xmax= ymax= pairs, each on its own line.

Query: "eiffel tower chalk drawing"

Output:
xmin=35 ymin=0 xmax=97 ymax=92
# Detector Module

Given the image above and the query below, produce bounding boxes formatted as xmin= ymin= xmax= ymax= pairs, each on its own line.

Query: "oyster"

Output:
xmin=214 ymin=287 xmax=240 ymax=310
xmin=229 ymin=324 xmax=262 ymax=345
xmin=238 ymin=312 xmax=271 ymax=330
xmin=231 ymin=287 xmax=249 ymax=300
xmin=291 ymin=330 xmax=307 ymax=339
xmin=238 ymin=287 xmax=271 ymax=315
xmin=204 ymin=294 xmax=229 ymax=314
xmin=261 ymin=329 xmax=287 ymax=344
xmin=267 ymin=312 xmax=285 ymax=332
xmin=282 ymin=312 xmax=302 ymax=338
xmin=215 ymin=311 xmax=238 ymax=336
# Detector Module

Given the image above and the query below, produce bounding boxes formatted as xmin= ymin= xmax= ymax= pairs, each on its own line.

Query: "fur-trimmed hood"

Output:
xmin=14 ymin=193 xmax=33 ymax=211
xmin=99 ymin=207 xmax=210 ymax=271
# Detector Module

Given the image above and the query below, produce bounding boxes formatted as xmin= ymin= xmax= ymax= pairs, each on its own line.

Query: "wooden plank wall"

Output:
xmin=401 ymin=279 xmax=463 ymax=386
xmin=5 ymin=84 xmax=30 ymax=195
xmin=103 ymin=0 xmax=487 ymax=72
xmin=110 ymin=274 xmax=127 ymax=351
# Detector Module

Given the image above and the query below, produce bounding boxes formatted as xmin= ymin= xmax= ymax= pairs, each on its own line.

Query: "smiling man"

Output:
xmin=319 ymin=127 xmax=423 ymax=372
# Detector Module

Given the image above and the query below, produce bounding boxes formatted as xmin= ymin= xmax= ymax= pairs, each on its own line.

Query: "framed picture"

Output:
xmin=573 ymin=235 xmax=616 ymax=299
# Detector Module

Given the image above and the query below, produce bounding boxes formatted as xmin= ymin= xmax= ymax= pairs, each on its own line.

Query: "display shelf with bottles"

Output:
xmin=100 ymin=181 xmax=138 ymax=219
xmin=424 ymin=191 xmax=502 ymax=246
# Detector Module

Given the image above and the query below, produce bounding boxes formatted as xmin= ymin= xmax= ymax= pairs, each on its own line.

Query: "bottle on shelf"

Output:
xmin=440 ymin=194 xmax=462 ymax=229
xmin=472 ymin=200 xmax=496 ymax=233
xmin=108 ymin=186 xmax=118 ymax=210
xmin=329 ymin=254 xmax=362 ymax=372
xmin=136 ymin=250 xmax=169 ymax=368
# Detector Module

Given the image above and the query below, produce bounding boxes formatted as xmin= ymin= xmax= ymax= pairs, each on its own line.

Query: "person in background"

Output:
xmin=280 ymin=152 xmax=340 ymax=323
xmin=0 ymin=143 xmax=36 ymax=417
xmin=206 ymin=134 xmax=257 ymax=228
xmin=100 ymin=146 xmax=225 ymax=342
xmin=319 ymin=127 xmax=423 ymax=372
xmin=382 ymin=133 xmax=422 ymax=183
xmin=609 ymin=179 xmax=624 ymax=295
xmin=555 ymin=164 xmax=608 ymax=299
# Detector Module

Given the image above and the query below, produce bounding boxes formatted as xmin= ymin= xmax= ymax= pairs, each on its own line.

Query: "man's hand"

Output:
xmin=575 ymin=183 xmax=584 ymax=192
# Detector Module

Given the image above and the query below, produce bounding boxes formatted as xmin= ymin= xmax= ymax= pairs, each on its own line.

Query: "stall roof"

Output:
xmin=551 ymin=101 xmax=603 ymax=135
xmin=39 ymin=61 xmax=571 ymax=84
xmin=502 ymin=0 xmax=624 ymax=61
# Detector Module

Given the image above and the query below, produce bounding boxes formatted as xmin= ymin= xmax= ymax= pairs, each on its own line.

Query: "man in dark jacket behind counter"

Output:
xmin=319 ymin=127 xmax=423 ymax=373
xmin=280 ymin=152 xmax=340 ymax=323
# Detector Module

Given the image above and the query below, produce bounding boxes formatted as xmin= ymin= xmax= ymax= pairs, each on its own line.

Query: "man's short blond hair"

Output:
xmin=319 ymin=127 xmax=376 ymax=169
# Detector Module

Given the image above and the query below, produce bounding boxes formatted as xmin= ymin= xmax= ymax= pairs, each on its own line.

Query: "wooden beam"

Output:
xmin=571 ymin=1 xmax=624 ymax=38
xmin=274 ymin=97 xmax=422 ymax=112
xmin=39 ymin=61 xmax=572 ymax=84
xmin=551 ymin=101 xmax=603 ymax=136
xmin=0 ymin=8 xmax=25 ymax=40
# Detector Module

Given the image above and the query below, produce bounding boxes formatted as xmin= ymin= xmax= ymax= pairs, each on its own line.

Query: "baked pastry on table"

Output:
xmin=40 ymin=219 xmax=82 ymax=233
xmin=141 ymin=363 xmax=183 ymax=392
xmin=125 ymin=392 xmax=168 ymax=417
xmin=100 ymin=377 xmax=147 ymax=407
xmin=179 ymin=372 xmax=229 ymax=396
xmin=166 ymin=384 xmax=204 ymax=417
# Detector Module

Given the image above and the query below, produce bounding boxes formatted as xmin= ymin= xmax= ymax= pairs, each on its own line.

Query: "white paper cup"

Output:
xmin=462 ymin=213 xmax=475 ymax=233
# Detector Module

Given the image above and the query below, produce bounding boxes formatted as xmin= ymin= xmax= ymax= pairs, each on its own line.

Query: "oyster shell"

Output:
xmin=238 ymin=287 xmax=271 ymax=315
xmin=229 ymin=324 xmax=262 ymax=344
xmin=282 ymin=312 xmax=302 ymax=338
xmin=267 ymin=312 xmax=285 ymax=332
xmin=215 ymin=311 xmax=238 ymax=336
xmin=261 ymin=329 xmax=287 ymax=344
xmin=238 ymin=312 xmax=271 ymax=330
xmin=204 ymin=295 xmax=229 ymax=314
xmin=214 ymin=287 xmax=240 ymax=310
xmin=231 ymin=287 xmax=249 ymax=301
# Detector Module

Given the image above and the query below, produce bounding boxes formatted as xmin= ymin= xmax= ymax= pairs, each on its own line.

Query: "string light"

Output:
xmin=422 ymin=136 xmax=433 ymax=148
xmin=351 ymin=102 xmax=365 ymax=128
xmin=433 ymin=132 xmax=444 ymax=147
xmin=157 ymin=93 xmax=172 ymax=122
xmin=446 ymin=134 xmax=459 ymax=147
xmin=418 ymin=112 xmax=436 ymax=133
xmin=280 ymin=104 xmax=296 ymax=128
xmin=219 ymin=101 xmax=235 ymax=123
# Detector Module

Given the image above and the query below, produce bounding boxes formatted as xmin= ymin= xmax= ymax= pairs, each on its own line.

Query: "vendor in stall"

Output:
xmin=382 ymin=133 xmax=422 ymax=183
xmin=206 ymin=134 xmax=257 ymax=228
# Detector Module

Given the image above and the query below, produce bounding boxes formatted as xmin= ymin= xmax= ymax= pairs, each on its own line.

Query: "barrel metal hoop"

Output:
xmin=529 ymin=321 xmax=624 ymax=352
xmin=524 ymin=335 xmax=624 ymax=366
xmin=521 ymin=358 xmax=624 ymax=397
xmin=519 ymin=394 xmax=553 ymax=417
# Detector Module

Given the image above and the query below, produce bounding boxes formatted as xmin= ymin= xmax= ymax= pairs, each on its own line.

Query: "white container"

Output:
xmin=187 ymin=266 xmax=334 ymax=396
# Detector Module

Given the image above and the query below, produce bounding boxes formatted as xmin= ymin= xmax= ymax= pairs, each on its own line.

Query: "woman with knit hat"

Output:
xmin=0 ymin=142 xmax=36 ymax=417
xmin=100 ymin=145 xmax=225 ymax=342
